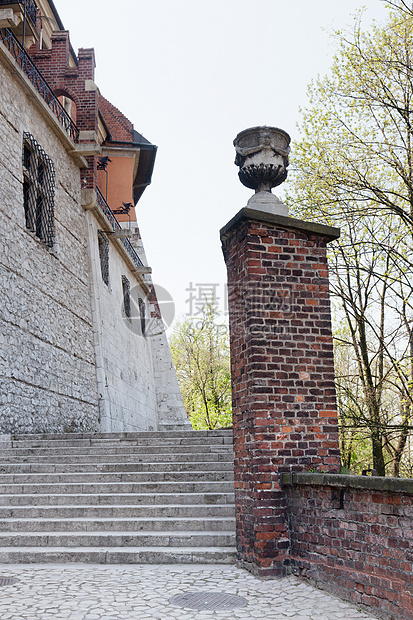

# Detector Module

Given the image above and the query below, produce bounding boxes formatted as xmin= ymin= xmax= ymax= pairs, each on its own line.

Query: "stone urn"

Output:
xmin=234 ymin=126 xmax=291 ymax=214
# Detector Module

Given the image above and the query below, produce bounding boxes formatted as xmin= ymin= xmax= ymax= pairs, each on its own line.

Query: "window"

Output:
xmin=122 ymin=276 xmax=131 ymax=319
xmin=98 ymin=231 xmax=110 ymax=286
xmin=139 ymin=298 xmax=146 ymax=336
xmin=22 ymin=133 xmax=55 ymax=247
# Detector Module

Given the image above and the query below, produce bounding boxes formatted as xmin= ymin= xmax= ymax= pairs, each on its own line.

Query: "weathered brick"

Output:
xmin=221 ymin=210 xmax=340 ymax=577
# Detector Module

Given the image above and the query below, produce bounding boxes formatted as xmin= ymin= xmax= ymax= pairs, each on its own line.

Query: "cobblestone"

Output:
xmin=0 ymin=564 xmax=379 ymax=619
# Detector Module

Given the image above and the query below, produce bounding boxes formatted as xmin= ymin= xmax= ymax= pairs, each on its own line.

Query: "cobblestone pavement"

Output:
xmin=0 ymin=564 xmax=379 ymax=620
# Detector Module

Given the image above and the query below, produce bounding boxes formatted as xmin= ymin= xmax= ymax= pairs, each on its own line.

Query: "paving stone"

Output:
xmin=0 ymin=564 xmax=381 ymax=619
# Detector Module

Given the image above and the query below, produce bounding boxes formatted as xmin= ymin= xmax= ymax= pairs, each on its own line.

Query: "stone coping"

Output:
xmin=220 ymin=207 xmax=340 ymax=242
xmin=281 ymin=471 xmax=413 ymax=494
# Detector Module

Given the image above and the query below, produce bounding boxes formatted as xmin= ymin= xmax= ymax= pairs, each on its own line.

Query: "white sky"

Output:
xmin=57 ymin=0 xmax=390 ymax=329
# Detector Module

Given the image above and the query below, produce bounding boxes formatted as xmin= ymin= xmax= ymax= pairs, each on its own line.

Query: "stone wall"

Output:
xmin=0 ymin=56 xmax=100 ymax=433
xmin=283 ymin=473 xmax=413 ymax=620
xmin=150 ymin=329 xmax=192 ymax=430
xmin=86 ymin=215 xmax=159 ymax=432
xmin=0 ymin=30 xmax=188 ymax=434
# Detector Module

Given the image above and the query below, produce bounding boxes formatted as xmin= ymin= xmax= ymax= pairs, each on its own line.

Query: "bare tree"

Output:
xmin=286 ymin=4 xmax=413 ymax=475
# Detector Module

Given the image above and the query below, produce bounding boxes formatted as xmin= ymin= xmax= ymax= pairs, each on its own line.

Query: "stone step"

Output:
xmin=0 ymin=452 xmax=234 ymax=465
xmin=6 ymin=436 xmax=233 ymax=449
xmin=0 ymin=492 xmax=235 ymax=506
xmin=157 ymin=423 xmax=194 ymax=432
xmin=0 ymin=503 xmax=235 ymax=519
xmin=0 ymin=470 xmax=234 ymax=484
xmin=0 ymin=531 xmax=236 ymax=548
xmin=9 ymin=430 xmax=232 ymax=441
xmin=0 ymin=481 xmax=234 ymax=495
xmin=0 ymin=546 xmax=237 ymax=564
xmin=0 ymin=516 xmax=236 ymax=532
xmin=0 ymin=445 xmax=233 ymax=458
xmin=0 ymin=430 xmax=236 ymax=565
xmin=0 ymin=460 xmax=234 ymax=474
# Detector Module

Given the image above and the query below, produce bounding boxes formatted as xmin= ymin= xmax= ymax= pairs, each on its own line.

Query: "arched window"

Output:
xmin=55 ymin=92 xmax=77 ymax=125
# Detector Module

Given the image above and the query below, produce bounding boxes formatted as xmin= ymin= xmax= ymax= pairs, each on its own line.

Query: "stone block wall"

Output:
xmin=86 ymin=215 xmax=159 ymax=432
xmin=0 ymin=26 xmax=188 ymax=435
xmin=0 ymin=54 xmax=100 ymax=433
xmin=284 ymin=473 xmax=413 ymax=620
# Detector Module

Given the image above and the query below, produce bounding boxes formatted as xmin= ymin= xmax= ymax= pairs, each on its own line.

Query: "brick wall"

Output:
xmin=220 ymin=207 xmax=341 ymax=577
xmin=284 ymin=473 xmax=413 ymax=620
xmin=30 ymin=33 xmax=99 ymax=189
xmin=221 ymin=204 xmax=413 ymax=618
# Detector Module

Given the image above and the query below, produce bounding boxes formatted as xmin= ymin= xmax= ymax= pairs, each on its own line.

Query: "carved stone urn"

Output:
xmin=234 ymin=126 xmax=291 ymax=215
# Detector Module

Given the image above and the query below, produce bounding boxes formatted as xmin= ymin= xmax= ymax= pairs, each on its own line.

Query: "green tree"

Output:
xmin=169 ymin=301 xmax=232 ymax=430
xmin=289 ymin=2 xmax=413 ymax=228
xmin=286 ymin=1 xmax=413 ymax=475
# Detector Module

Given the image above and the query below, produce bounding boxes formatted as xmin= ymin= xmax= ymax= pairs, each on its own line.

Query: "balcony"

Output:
xmin=0 ymin=27 xmax=79 ymax=142
xmin=0 ymin=0 xmax=38 ymax=42
xmin=96 ymin=188 xmax=145 ymax=271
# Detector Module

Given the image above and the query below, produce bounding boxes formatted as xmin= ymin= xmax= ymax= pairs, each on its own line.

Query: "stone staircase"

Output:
xmin=0 ymin=430 xmax=236 ymax=564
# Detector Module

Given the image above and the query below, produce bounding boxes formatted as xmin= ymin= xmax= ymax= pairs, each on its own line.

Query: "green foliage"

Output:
xmin=286 ymin=2 xmax=413 ymax=476
xmin=169 ymin=301 xmax=232 ymax=430
xmin=288 ymin=2 xmax=413 ymax=226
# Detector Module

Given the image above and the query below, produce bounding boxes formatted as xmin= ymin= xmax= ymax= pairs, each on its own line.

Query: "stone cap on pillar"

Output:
xmin=220 ymin=207 xmax=341 ymax=243
xmin=229 ymin=126 xmax=340 ymax=243
xmin=234 ymin=126 xmax=291 ymax=216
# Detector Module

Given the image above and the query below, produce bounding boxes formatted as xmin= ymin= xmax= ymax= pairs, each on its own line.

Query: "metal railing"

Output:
xmin=96 ymin=188 xmax=144 ymax=269
xmin=0 ymin=27 xmax=79 ymax=142
xmin=0 ymin=0 xmax=38 ymax=26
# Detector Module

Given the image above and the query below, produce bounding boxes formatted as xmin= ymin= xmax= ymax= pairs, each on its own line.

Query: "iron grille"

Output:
xmin=0 ymin=577 xmax=19 ymax=587
xmin=0 ymin=28 xmax=79 ymax=141
xmin=98 ymin=231 xmax=109 ymax=286
xmin=121 ymin=236 xmax=144 ymax=270
xmin=122 ymin=276 xmax=131 ymax=318
xmin=96 ymin=188 xmax=144 ymax=269
xmin=0 ymin=0 xmax=38 ymax=25
xmin=139 ymin=298 xmax=146 ymax=336
xmin=22 ymin=132 xmax=55 ymax=247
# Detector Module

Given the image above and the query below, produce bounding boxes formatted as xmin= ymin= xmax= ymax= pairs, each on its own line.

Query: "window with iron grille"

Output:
xmin=22 ymin=133 xmax=55 ymax=247
xmin=98 ymin=231 xmax=110 ymax=286
xmin=139 ymin=298 xmax=146 ymax=336
xmin=122 ymin=276 xmax=131 ymax=319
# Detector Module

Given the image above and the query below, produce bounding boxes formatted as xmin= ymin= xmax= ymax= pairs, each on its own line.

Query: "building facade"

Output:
xmin=0 ymin=0 xmax=188 ymax=433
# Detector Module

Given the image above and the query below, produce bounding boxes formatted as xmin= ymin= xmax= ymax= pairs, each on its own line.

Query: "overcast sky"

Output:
xmin=57 ymin=0 xmax=390 ymax=329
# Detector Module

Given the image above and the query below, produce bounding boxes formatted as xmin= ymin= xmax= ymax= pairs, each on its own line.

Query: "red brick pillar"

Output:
xmin=77 ymin=48 xmax=98 ymax=190
xmin=220 ymin=207 xmax=341 ymax=577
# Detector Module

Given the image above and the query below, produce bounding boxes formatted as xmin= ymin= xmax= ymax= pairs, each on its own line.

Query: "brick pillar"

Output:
xmin=77 ymin=48 xmax=98 ymax=190
xmin=220 ymin=207 xmax=341 ymax=578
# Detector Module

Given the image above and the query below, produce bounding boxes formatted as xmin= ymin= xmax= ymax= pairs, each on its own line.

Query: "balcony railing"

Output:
xmin=0 ymin=27 xmax=79 ymax=142
xmin=0 ymin=0 xmax=38 ymax=26
xmin=96 ymin=188 xmax=144 ymax=269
